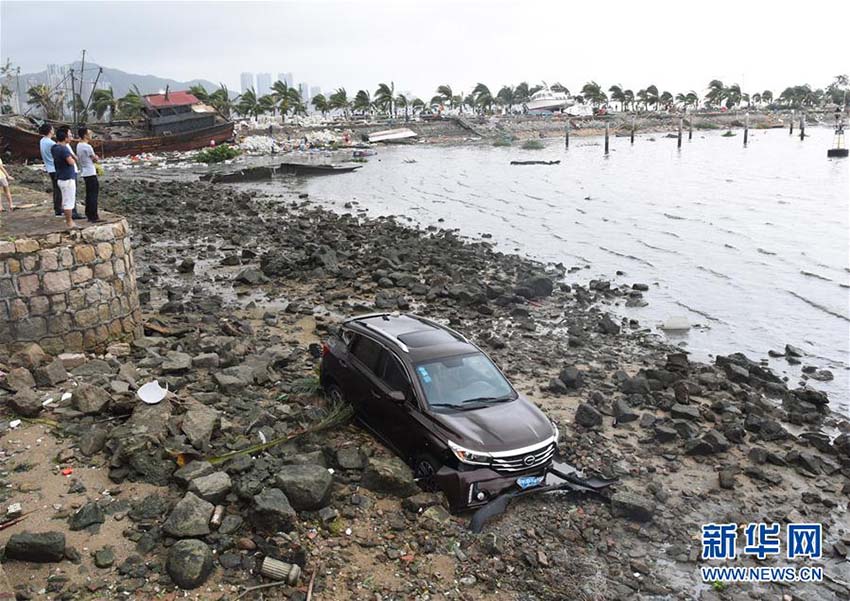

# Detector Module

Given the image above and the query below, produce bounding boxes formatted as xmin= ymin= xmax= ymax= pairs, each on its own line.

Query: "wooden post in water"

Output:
xmin=688 ymin=118 xmax=693 ymax=141
xmin=799 ymin=114 xmax=805 ymax=140
xmin=743 ymin=112 xmax=749 ymax=147
xmin=677 ymin=117 xmax=683 ymax=149
xmin=630 ymin=115 xmax=635 ymax=144
xmin=604 ymin=122 xmax=609 ymax=154
xmin=789 ymin=111 xmax=794 ymax=135
xmin=565 ymin=120 xmax=570 ymax=149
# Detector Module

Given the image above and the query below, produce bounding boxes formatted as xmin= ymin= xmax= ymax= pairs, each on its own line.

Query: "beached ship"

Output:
xmin=525 ymin=87 xmax=573 ymax=112
xmin=0 ymin=90 xmax=234 ymax=160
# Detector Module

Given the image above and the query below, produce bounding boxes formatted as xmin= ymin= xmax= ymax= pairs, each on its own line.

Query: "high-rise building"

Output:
xmin=298 ymin=83 xmax=310 ymax=102
xmin=283 ymin=72 xmax=294 ymax=88
xmin=257 ymin=73 xmax=272 ymax=96
xmin=240 ymin=72 xmax=255 ymax=93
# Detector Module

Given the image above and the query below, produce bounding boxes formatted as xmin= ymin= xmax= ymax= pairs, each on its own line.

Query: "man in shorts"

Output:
xmin=50 ymin=129 xmax=78 ymax=228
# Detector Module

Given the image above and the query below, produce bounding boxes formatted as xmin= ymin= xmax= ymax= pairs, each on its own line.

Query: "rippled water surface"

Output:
xmin=303 ymin=128 xmax=850 ymax=414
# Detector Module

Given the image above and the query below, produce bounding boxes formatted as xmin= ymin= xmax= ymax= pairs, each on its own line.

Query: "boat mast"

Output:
xmin=70 ymin=69 xmax=77 ymax=125
xmin=78 ymin=49 xmax=86 ymax=125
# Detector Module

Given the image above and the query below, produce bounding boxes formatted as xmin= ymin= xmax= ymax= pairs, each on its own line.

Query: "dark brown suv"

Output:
xmin=320 ymin=313 xmax=558 ymax=510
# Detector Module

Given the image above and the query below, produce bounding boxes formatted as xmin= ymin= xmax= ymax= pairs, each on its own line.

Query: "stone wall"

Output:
xmin=0 ymin=218 xmax=142 ymax=354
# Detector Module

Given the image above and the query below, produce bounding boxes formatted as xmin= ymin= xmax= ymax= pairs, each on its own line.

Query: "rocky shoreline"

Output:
xmin=0 ymin=167 xmax=848 ymax=600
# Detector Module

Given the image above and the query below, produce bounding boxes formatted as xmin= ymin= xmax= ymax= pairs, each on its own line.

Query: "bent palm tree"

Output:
xmin=609 ymin=84 xmax=626 ymax=111
xmin=396 ymin=93 xmax=409 ymax=120
xmin=329 ymin=88 xmax=350 ymax=118
xmin=27 ymin=84 xmax=64 ymax=120
xmin=311 ymin=93 xmax=329 ymax=116
xmin=581 ymin=81 xmax=606 ymax=108
xmin=436 ymin=84 xmax=453 ymax=109
xmin=353 ymin=89 xmax=371 ymax=115
xmin=471 ymin=83 xmax=493 ymax=114
xmin=91 ymin=87 xmax=117 ymax=121
xmin=188 ymin=85 xmax=210 ymax=104
xmin=117 ymin=85 xmax=144 ymax=121
xmin=236 ymin=87 xmax=260 ymax=119
xmin=209 ymin=84 xmax=234 ymax=120
xmin=375 ymin=82 xmax=395 ymax=117
xmin=705 ymin=79 xmax=725 ymax=108
xmin=496 ymin=85 xmax=516 ymax=113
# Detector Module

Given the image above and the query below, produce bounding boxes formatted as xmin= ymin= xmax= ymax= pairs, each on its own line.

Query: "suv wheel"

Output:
xmin=413 ymin=454 xmax=441 ymax=492
xmin=325 ymin=383 xmax=345 ymax=405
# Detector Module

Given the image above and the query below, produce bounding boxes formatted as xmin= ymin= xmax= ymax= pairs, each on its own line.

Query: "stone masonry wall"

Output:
xmin=0 ymin=218 xmax=142 ymax=354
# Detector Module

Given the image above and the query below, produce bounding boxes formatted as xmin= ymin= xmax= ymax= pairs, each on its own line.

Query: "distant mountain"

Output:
xmin=19 ymin=61 xmax=221 ymax=98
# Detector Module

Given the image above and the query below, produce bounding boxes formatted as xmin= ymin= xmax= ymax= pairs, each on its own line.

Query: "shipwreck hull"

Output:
xmin=0 ymin=121 xmax=235 ymax=161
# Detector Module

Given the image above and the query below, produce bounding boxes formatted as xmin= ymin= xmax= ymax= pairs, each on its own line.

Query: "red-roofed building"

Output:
xmin=141 ymin=89 xmax=217 ymax=135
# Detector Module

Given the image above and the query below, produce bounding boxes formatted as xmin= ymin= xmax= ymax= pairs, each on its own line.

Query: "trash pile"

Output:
xmin=238 ymin=136 xmax=282 ymax=155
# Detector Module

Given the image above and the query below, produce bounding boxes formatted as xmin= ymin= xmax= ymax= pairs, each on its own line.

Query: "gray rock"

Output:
xmin=718 ymin=469 xmax=737 ymax=490
xmin=5 ymin=531 xmax=66 ymax=562
xmin=173 ymin=460 xmax=216 ymax=487
xmin=785 ymin=344 xmax=804 ymax=357
xmin=671 ymin=403 xmax=701 ymax=421
xmin=250 ymin=488 xmax=296 ymax=533
xmin=8 ymin=388 xmax=42 ymax=417
xmin=5 ymin=367 xmax=36 ymax=391
xmin=69 ymin=502 xmax=105 ymax=531
xmin=71 ymin=359 xmax=114 ymax=377
xmin=79 ymin=427 xmax=108 ymax=456
xmin=274 ymin=464 xmax=333 ymax=511
xmin=94 ymin=546 xmax=115 ymax=568
xmin=181 ymin=404 xmax=220 ymax=451
xmin=655 ymin=425 xmax=678 ymax=442
xmin=191 ymin=353 xmax=220 ymax=369
xmin=613 ymin=399 xmax=639 ymax=423
xmin=161 ymin=352 xmax=192 ymax=373
xmin=218 ymin=514 xmax=243 ymax=535
xmin=188 ymin=472 xmax=232 ymax=504
xmin=72 ymin=383 xmax=111 ymax=414
xmin=167 ymin=539 xmax=214 ymax=590
xmin=361 ymin=456 xmax=418 ymax=497
xmin=163 ymin=493 xmax=213 ymax=538
xmin=558 ymin=366 xmax=584 ymax=389
xmin=685 ymin=430 xmax=730 ymax=455
xmin=336 ymin=447 xmax=366 ymax=470
xmin=611 ymin=492 xmax=656 ymax=522
xmin=9 ymin=343 xmax=50 ymax=370
xmin=33 ymin=358 xmax=69 ymax=387
xmin=402 ymin=492 xmax=444 ymax=513
xmin=598 ymin=315 xmax=621 ymax=335
xmin=128 ymin=494 xmax=170 ymax=522
xmin=574 ymin=403 xmax=603 ymax=428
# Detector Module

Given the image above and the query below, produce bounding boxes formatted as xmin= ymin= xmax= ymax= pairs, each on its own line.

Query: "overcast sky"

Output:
xmin=2 ymin=0 xmax=848 ymax=99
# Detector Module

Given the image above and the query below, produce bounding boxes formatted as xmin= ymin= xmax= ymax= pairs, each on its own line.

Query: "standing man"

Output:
xmin=76 ymin=127 xmax=100 ymax=222
xmin=38 ymin=123 xmax=62 ymax=216
xmin=50 ymin=129 xmax=78 ymax=228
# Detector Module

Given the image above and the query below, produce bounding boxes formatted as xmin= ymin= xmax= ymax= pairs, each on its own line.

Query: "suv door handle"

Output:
xmin=370 ymin=390 xmax=381 ymax=399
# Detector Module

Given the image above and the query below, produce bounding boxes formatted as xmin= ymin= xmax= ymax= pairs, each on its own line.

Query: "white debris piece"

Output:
xmin=661 ymin=316 xmax=691 ymax=331
xmin=239 ymin=136 xmax=281 ymax=154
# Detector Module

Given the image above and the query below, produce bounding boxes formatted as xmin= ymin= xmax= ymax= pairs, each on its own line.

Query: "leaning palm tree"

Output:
xmin=236 ymin=87 xmax=260 ymax=119
xmin=635 ymin=89 xmax=648 ymax=112
xmin=580 ymin=81 xmax=606 ymax=108
xmin=645 ymin=85 xmax=659 ymax=110
xmin=117 ymin=85 xmax=144 ymax=121
xmin=328 ymin=88 xmax=350 ymax=118
xmin=724 ymin=83 xmax=742 ymax=109
xmin=209 ymin=83 xmax=234 ymax=120
xmin=496 ymin=85 xmax=516 ymax=113
xmin=514 ymin=82 xmax=531 ymax=104
xmin=761 ymin=90 xmax=773 ymax=106
xmin=188 ymin=84 xmax=210 ymax=103
xmin=271 ymin=80 xmax=302 ymax=122
xmin=311 ymin=93 xmax=329 ymax=116
xmin=705 ymin=79 xmax=725 ymax=108
xmin=659 ymin=90 xmax=674 ymax=111
xmin=551 ymin=82 xmax=569 ymax=95
xmin=396 ymin=93 xmax=409 ymax=121
xmin=258 ymin=94 xmax=277 ymax=116
xmin=26 ymin=84 xmax=64 ymax=120
xmin=623 ymin=89 xmax=635 ymax=112
xmin=411 ymin=97 xmax=425 ymax=115
xmin=608 ymin=84 xmax=626 ymax=111
xmin=436 ymin=84 xmax=453 ymax=108
xmin=429 ymin=95 xmax=443 ymax=109
xmin=374 ymin=82 xmax=395 ymax=117
xmin=471 ymin=83 xmax=493 ymax=114
xmin=353 ymin=89 xmax=371 ymax=115
xmin=91 ymin=87 xmax=117 ymax=121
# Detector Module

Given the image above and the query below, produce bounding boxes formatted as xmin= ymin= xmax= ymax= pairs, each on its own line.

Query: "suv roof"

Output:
xmin=343 ymin=313 xmax=476 ymax=362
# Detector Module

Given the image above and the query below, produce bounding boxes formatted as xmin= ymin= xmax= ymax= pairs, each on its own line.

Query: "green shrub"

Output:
xmin=721 ymin=130 xmax=736 ymax=137
xmin=521 ymin=139 xmax=545 ymax=150
xmin=493 ymin=138 xmax=512 ymax=147
xmin=196 ymin=144 xmax=241 ymax=163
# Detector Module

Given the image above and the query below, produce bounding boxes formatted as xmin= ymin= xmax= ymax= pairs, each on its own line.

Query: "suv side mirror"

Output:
xmin=388 ymin=390 xmax=406 ymax=404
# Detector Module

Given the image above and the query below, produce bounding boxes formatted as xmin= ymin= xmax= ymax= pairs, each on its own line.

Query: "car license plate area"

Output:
xmin=516 ymin=475 xmax=544 ymax=490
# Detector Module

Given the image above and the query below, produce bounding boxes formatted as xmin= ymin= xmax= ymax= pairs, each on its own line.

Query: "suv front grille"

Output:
xmin=490 ymin=441 xmax=555 ymax=473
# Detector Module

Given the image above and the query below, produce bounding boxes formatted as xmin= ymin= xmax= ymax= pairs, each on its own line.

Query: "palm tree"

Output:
xmin=411 ymin=97 xmax=425 ymax=115
xmin=329 ymin=88 xmax=350 ymax=118
xmin=271 ymin=80 xmax=302 ymax=122
xmin=705 ymin=80 xmax=725 ymax=108
xmin=675 ymin=90 xmax=699 ymax=111
xmin=761 ymin=90 xmax=773 ymax=106
xmin=724 ymin=83 xmax=742 ymax=109
xmin=636 ymin=89 xmax=648 ymax=112
xmin=471 ymin=83 xmax=493 ymax=114
xmin=436 ymin=84 xmax=453 ymax=109
xmin=91 ymin=87 xmax=117 ymax=121
xmin=496 ymin=85 xmax=516 ymax=113
xmin=645 ymin=85 xmax=659 ymax=110
xmin=188 ymin=85 xmax=210 ymax=103
xmin=608 ymin=84 xmax=626 ymax=111
xmin=311 ymin=93 xmax=329 ymax=116
xmin=26 ymin=84 xmax=64 ymax=120
xmin=117 ymin=85 xmax=143 ymax=121
xmin=396 ymin=93 xmax=410 ymax=121
xmin=580 ymin=81 xmax=606 ymax=108
xmin=374 ymin=82 xmax=395 ymax=117
xmin=429 ymin=95 xmax=443 ymax=109
xmin=353 ymin=89 xmax=371 ymax=115
xmin=236 ymin=87 xmax=260 ymax=119
xmin=209 ymin=84 xmax=234 ymax=120
xmin=551 ymin=82 xmax=569 ymax=95
xmin=623 ymin=89 xmax=635 ymax=112
xmin=659 ymin=90 xmax=674 ymax=111
xmin=515 ymin=82 xmax=531 ymax=104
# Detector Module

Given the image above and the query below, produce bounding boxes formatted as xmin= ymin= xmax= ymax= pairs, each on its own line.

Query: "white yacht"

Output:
xmin=525 ymin=87 xmax=573 ymax=112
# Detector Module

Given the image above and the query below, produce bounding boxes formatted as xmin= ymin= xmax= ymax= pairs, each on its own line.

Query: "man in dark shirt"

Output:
xmin=51 ymin=129 xmax=78 ymax=228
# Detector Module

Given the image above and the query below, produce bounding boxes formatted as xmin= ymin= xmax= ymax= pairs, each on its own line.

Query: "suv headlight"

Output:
xmin=552 ymin=421 xmax=560 ymax=445
xmin=448 ymin=440 xmax=492 ymax=466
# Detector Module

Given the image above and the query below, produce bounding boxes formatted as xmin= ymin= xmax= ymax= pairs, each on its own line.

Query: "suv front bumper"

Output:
xmin=434 ymin=463 xmax=550 ymax=510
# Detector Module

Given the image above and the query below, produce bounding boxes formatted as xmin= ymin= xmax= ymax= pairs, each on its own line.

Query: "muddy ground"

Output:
xmin=0 ymin=165 xmax=848 ymax=601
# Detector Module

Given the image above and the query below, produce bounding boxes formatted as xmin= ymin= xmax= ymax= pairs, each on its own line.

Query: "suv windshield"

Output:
xmin=414 ymin=353 xmax=515 ymax=409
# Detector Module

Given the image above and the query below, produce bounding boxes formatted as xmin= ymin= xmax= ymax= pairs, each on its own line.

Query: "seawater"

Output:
xmin=301 ymin=127 xmax=850 ymax=415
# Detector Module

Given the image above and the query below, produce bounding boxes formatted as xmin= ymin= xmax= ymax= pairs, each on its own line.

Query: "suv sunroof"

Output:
xmin=397 ymin=329 xmax=457 ymax=348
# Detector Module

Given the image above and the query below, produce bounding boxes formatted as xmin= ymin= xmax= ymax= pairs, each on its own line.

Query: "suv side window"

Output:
xmin=380 ymin=351 xmax=410 ymax=393
xmin=350 ymin=335 xmax=382 ymax=374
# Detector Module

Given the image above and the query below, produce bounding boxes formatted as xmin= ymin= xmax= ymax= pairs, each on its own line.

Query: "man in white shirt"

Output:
xmin=76 ymin=127 xmax=101 ymax=222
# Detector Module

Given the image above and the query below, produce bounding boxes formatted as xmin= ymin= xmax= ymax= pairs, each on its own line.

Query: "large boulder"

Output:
xmin=275 ymin=465 xmax=333 ymax=511
xmin=181 ymin=403 xmax=220 ymax=451
xmin=33 ymin=358 xmax=68 ymax=387
xmin=72 ymin=383 xmax=111 ymax=414
xmin=5 ymin=367 xmax=36 ymax=391
xmin=574 ymin=403 xmax=603 ymax=428
xmin=611 ymin=492 xmax=656 ymax=522
xmin=10 ymin=343 xmax=50 ymax=370
xmin=361 ymin=456 xmax=418 ymax=497
xmin=166 ymin=539 xmax=214 ymax=589
xmin=250 ymin=488 xmax=296 ymax=533
xmin=68 ymin=502 xmax=105 ymax=531
xmin=163 ymin=493 xmax=213 ymax=538
xmin=5 ymin=531 xmax=66 ymax=562
xmin=8 ymin=388 xmax=42 ymax=417
xmin=188 ymin=472 xmax=232 ymax=504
